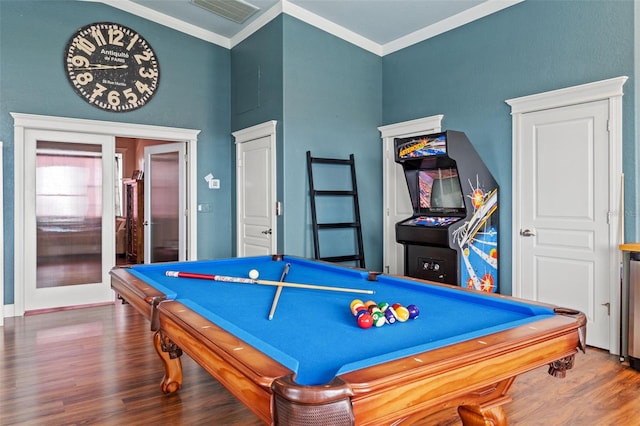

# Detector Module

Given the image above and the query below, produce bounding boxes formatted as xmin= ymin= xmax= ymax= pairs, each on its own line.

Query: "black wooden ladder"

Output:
xmin=306 ymin=151 xmax=365 ymax=268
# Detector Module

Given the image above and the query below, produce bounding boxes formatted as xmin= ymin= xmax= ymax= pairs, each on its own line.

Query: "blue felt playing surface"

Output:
xmin=129 ymin=256 xmax=554 ymax=386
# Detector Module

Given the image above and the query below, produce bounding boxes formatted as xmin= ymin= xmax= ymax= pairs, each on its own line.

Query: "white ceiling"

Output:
xmin=98 ymin=0 xmax=523 ymax=56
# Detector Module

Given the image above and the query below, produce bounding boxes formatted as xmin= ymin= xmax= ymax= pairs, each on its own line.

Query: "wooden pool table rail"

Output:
xmin=112 ymin=267 xmax=167 ymax=330
xmin=154 ymin=298 xmax=585 ymax=426
xmin=111 ymin=264 xmax=586 ymax=426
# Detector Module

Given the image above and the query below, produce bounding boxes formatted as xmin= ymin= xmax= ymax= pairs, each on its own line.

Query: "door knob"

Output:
xmin=261 ymin=228 xmax=272 ymax=235
xmin=520 ymin=229 xmax=535 ymax=237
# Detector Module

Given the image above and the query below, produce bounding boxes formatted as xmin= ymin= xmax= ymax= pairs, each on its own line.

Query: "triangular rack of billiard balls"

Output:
xmin=351 ymin=299 xmax=419 ymax=329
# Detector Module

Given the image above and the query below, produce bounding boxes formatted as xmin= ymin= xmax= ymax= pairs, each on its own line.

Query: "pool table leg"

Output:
xmin=153 ymin=330 xmax=183 ymax=394
xmin=457 ymin=404 xmax=507 ymax=426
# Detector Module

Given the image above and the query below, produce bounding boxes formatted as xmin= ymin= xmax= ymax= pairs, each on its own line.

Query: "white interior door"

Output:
xmin=234 ymin=121 xmax=277 ymax=257
xmin=24 ymin=129 xmax=115 ymax=311
xmin=513 ymin=96 xmax=622 ymax=351
xmin=379 ymin=115 xmax=443 ymax=275
xmin=144 ymin=143 xmax=186 ymax=263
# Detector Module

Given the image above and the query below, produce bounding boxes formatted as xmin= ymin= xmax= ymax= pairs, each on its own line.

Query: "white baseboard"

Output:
xmin=2 ymin=304 xmax=15 ymax=319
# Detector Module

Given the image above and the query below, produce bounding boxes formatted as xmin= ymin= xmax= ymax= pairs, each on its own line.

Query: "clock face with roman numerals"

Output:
xmin=64 ymin=22 xmax=160 ymax=112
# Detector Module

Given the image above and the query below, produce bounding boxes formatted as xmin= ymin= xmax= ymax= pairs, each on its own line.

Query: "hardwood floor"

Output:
xmin=2 ymin=302 xmax=640 ymax=425
xmin=1 ymin=302 xmax=262 ymax=426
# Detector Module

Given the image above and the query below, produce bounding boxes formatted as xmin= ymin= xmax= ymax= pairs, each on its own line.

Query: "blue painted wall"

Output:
xmin=382 ymin=0 xmax=635 ymax=294
xmin=231 ymin=16 xmax=284 ymax=132
xmin=282 ymin=16 xmax=382 ymax=268
xmin=231 ymin=15 xmax=383 ymax=268
xmin=231 ymin=16 xmax=285 ymax=251
xmin=0 ymin=1 xmax=232 ymax=304
xmin=1 ymin=0 xmax=637 ymax=305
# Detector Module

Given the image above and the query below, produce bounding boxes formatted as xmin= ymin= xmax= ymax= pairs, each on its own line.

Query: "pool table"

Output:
xmin=110 ymin=255 xmax=586 ymax=426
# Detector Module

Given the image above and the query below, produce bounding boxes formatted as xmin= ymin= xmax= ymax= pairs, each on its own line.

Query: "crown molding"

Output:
xmin=383 ymin=0 xmax=524 ymax=55
xmin=230 ymin=2 xmax=283 ymax=48
xmin=92 ymin=0 xmax=231 ymax=48
xmin=94 ymin=0 xmax=522 ymax=56
xmin=281 ymin=1 xmax=382 ymax=56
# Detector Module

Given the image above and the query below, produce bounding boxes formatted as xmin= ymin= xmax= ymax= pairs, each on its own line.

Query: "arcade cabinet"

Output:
xmin=394 ymin=131 xmax=499 ymax=292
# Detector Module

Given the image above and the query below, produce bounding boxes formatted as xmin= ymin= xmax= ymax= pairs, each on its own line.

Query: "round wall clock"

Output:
xmin=64 ymin=22 xmax=160 ymax=112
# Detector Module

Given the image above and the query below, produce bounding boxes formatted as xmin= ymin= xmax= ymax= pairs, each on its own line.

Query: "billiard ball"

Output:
xmin=352 ymin=305 xmax=366 ymax=316
xmin=384 ymin=309 xmax=397 ymax=324
xmin=378 ymin=301 xmax=389 ymax=312
xmin=351 ymin=301 xmax=366 ymax=316
xmin=350 ymin=299 xmax=364 ymax=311
xmin=368 ymin=305 xmax=381 ymax=314
xmin=249 ymin=269 xmax=260 ymax=279
xmin=371 ymin=311 xmax=386 ymax=327
xmin=357 ymin=312 xmax=373 ymax=329
xmin=407 ymin=304 xmax=420 ymax=319
xmin=355 ymin=309 xmax=369 ymax=319
xmin=364 ymin=300 xmax=377 ymax=310
xmin=395 ymin=306 xmax=410 ymax=322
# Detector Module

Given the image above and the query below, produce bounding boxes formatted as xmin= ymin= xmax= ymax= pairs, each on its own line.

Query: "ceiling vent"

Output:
xmin=191 ymin=0 xmax=260 ymax=24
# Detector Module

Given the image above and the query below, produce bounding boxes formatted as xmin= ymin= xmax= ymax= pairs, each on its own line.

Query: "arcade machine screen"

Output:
xmin=403 ymin=168 xmax=465 ymax=227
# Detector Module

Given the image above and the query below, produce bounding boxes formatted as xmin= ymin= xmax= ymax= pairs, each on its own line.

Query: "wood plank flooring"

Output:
xmin=2 ymin=302 xmax=640 ymax=425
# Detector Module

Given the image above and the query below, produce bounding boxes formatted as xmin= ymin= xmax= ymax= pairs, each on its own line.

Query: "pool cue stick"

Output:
xmin=165 ymin=271 xmax=374 ymax=295
xmin=268 ymin=263 xmax=290 ymax=320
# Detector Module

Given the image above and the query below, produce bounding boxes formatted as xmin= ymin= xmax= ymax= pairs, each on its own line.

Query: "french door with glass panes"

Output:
xmin=24 ymin=129 xmax=115 ymax=311
xmin=143 ymin=143 xmax=186 ymax=263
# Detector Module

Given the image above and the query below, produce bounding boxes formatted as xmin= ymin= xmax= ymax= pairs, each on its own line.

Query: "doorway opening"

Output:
xmin=115 ymin=138 xmax=185 ymax=266
xmin=12 ymin=113 xmax=200 ymax=316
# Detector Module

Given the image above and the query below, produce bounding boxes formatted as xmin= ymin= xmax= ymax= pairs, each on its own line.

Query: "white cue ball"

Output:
xmin=249 ymin=269 xmax=259 ymax=279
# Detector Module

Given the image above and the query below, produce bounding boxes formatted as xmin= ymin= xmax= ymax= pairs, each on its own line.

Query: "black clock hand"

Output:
xmin=74 ymin=64 xmax=129 ymax=70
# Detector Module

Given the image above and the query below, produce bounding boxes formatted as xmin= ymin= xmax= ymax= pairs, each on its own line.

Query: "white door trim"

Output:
xmin=0 ymin=142 xmax=4 ymax=324
xmin=378 ymin=115 xmax=444 ymax=275
xmin=233 ymin=120 xmax=278 ymax=256
xmin=11 ymin=112 xmax=200 ymax=316
xmin=506 ymin=76 xmax=628 ymax=354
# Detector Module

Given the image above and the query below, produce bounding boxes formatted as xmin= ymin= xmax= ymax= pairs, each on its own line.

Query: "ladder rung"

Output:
xmin=313 ymin=190 xmax=356 ymax=196
xmin=318 ymin=222 xmax=360 ymax=229
xmin=310 ymin=157 xmax=353 ymax=165
xmin=321 ymin=255 xmax=364 ymax=263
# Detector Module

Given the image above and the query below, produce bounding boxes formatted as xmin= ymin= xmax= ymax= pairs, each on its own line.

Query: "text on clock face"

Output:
xmin=64 ymin=22 xmax=160 ymax=112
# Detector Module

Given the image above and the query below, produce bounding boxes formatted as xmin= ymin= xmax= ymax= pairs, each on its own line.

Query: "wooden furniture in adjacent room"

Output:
xmin=124 ymin=179 xmax=144 ymax=264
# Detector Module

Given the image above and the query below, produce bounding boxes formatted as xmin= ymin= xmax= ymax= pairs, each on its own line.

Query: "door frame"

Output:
xmin=233 ymin=120 xmax=278 ymax=256
xmin=0 ymin=142 xmax=4 ymax=325
xmin=378 ymin=115 xmax=443 ymax=275
xmin=11 ymin=112 xmax=200 ymax=316
xmin=506 ymin=76 xmax=628 ymax=354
